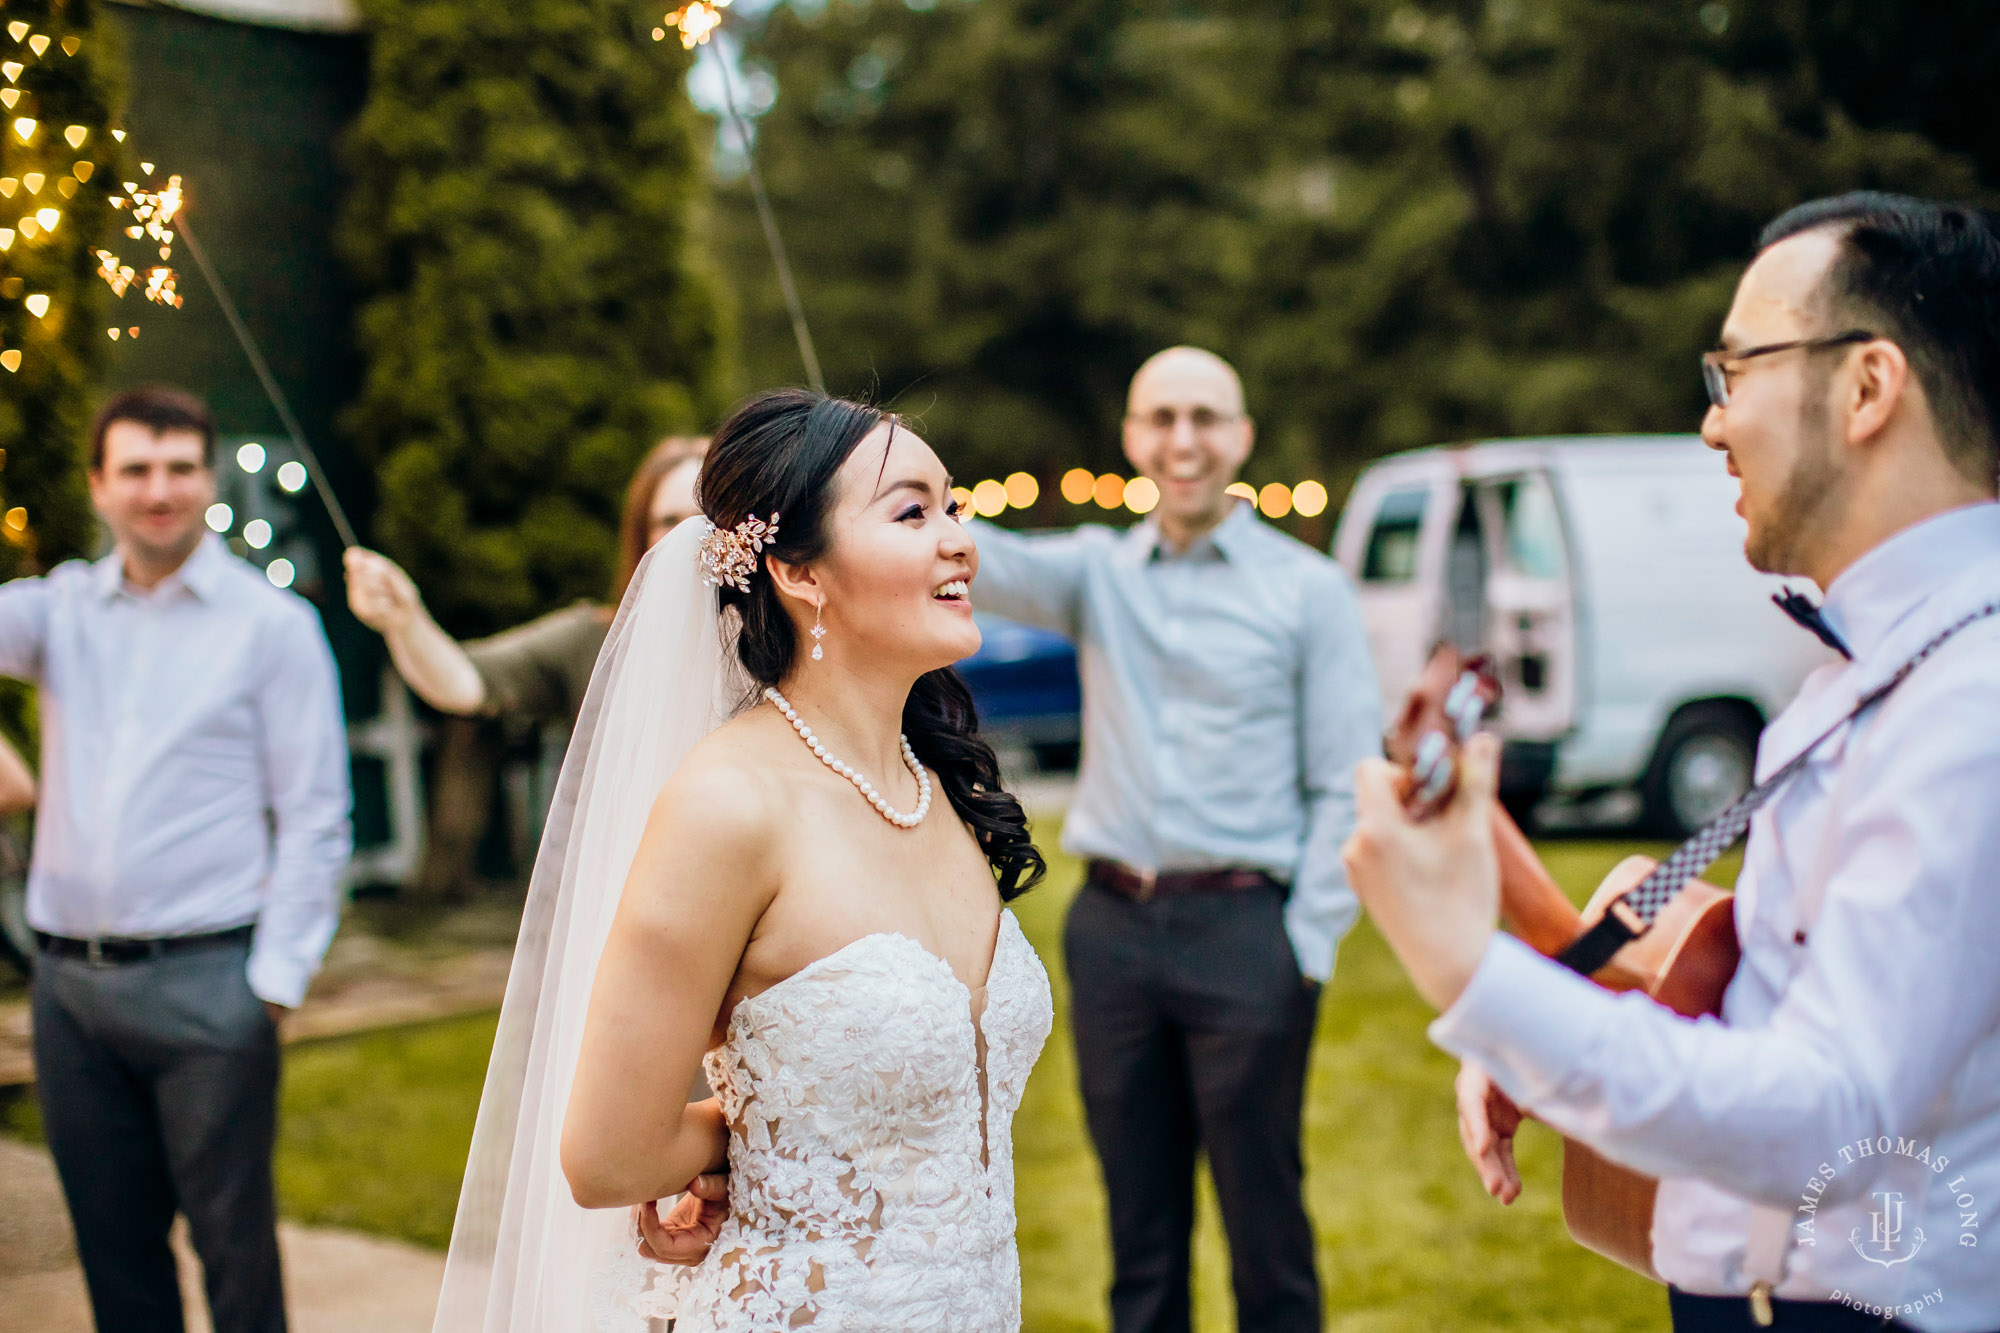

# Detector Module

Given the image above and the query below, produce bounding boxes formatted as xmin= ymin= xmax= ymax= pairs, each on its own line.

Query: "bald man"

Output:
xmin=972 ymin=347 xmax=1381 ymax=1333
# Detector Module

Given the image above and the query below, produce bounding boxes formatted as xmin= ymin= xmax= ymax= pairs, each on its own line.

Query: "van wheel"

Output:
xmin=1641 ymin=704 xmax=1760 ymax=839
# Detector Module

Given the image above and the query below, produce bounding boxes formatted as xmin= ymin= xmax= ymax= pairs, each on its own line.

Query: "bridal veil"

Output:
xmin=433 ymin=518 xmax=744 ymax=1332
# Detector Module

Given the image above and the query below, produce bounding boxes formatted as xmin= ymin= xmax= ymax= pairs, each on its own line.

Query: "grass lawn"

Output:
xmin=2 ymin=833 xmax=1738 ymax=1331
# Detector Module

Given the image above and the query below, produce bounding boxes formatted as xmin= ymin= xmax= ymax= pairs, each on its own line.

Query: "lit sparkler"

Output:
xmin=652 ymin=2 xmax=823 ymax=390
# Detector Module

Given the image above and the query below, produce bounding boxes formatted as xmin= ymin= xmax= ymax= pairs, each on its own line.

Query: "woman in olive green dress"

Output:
xmin=344 ymin=435 xmax=706 ymax=724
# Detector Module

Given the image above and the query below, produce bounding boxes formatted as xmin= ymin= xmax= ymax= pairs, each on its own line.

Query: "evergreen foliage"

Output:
xmin=0 ymin=0 xmax=124 ymax=579
xmin=718 ymin=0 xmax=1993 ymax=502
xmin=340 ymin=0 xmax=729 ymax=636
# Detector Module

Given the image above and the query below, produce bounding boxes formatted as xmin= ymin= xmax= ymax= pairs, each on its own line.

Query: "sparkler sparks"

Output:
xmin=660 ymin=0 xmax=731 ymax=50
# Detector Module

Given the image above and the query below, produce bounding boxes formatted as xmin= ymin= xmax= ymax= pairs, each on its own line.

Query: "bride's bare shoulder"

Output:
xmin=642 ymin=705 xmax=800 ymax=854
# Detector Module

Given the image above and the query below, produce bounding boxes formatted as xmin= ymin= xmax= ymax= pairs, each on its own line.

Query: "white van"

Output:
xmin=1330 ymin=435 xmax=1834 ymax=836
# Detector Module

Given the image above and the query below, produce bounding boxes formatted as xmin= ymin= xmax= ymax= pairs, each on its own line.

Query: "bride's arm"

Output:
xmin=562 ymin=753 xmax=781 ymax=1209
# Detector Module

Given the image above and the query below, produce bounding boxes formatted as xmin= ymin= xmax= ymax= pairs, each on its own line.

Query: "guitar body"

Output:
xmin=1552 ymin=855 xmax=1741 ymax=1280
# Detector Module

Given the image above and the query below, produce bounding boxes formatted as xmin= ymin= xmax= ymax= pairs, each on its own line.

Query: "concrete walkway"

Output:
xmin=0 ymin=1138 xmax=443 ymax=1333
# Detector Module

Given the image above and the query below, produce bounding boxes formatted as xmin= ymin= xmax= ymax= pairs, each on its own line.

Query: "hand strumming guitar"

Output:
xmin=1341 ymin=732 xmax=1504 ymax=1012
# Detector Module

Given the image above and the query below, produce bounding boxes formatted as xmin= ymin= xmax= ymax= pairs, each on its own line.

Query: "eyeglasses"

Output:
xmin=1701 ymin=329 xmax=1875 ymax=408
xmin=1128 ymin=406 xmax=1243 ymax=433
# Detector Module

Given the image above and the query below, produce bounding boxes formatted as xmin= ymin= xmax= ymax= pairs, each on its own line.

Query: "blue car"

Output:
xmin=955 ymin=614 xmax=1081 ymax=770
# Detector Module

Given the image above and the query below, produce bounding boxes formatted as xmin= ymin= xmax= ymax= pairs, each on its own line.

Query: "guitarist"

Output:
xmin=1345 ymin=192 xmax=2000 ymax=1333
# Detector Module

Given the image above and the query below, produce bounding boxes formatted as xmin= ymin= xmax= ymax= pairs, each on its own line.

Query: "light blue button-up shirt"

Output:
xmin=971 ymin=502 xmax=1381 ymax=981
xmin=0 ymin=535 xmax=353 ymax=1006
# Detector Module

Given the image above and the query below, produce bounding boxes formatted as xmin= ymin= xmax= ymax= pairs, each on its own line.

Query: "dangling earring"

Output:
xmin=810 ymin=601 xmax=827 ymax=661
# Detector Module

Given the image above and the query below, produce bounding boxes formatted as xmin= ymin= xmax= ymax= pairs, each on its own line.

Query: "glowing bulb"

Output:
xmin=1092 ymin=474 xmax=1126 ymax=510
xmin=1124 ymin=476 xmax=1160 ymax=515
xmin=107 ymin=327 xmax=119 ymax=340
xmin=111 ymin=129 xmax=125 ymax=142
xmin=0 ymin=90 xmax=13 ymax=109
xmin=27 ymin=34 xmax=48 ymax=56
xmin=1003 ymin=472 xmax=1040 ymax=509
xmin=0 ymin=350 xmax=19 ymax=373
xmin=236 ymin=441 xmax=266 ymax=473
xmin=276 ymin=461 xmax=308 ymax=493
xmin=1225 ymin=481 xmax=1258 ymax=502
xmin=5 ymin=22 xmax=25 ymax=41
xmin=35 ymin=206 xmax=57 ymax=231
xmin=2 ymin=64 xmax=21 ymax=85
xmin=23 ymin=293 xmax=48 ymax=318
xmin=1060 ymin=467 xmax=1096 ymax=505
xmin=1292 ymin=480 xmax=1329 ymax=518
xmin=243 ymin=518 xmax=273 ymax=549
xmin=21 ymin=171 xmax=40 ymax=193
xmin=12 ymin=117 xmax=34 ymax=142
xmin=1258 ymin=482 xmax=1294 ymax=519
xmin=972 ymin=478 xmax=1009 ymax=517
xmin=266 ymin=558 xmax=296 ymax=589
xmin=205 ymin=502 xmax=233 ymax=532
xmin=64 ymin=125 xmax=86 ymax=148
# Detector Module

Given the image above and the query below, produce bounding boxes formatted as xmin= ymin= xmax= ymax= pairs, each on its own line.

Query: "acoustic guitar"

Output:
xmin=1385 ymin=644 xmax=1740 ymax=1281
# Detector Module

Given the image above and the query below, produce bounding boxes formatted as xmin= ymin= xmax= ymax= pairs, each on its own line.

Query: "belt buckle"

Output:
xmin=1133 ymin=869 xmax=1157 ymax=904
xmin=84 ymin=937 xmax=108 ymax=967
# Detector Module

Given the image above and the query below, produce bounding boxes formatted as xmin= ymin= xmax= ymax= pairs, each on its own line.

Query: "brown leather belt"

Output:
xmin=1088 ymin=859 xmax=1281 ymax=904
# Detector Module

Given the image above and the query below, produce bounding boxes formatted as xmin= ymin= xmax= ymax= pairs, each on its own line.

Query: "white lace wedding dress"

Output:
xmin=593 ymin=911 xmax=1053 ymax=1333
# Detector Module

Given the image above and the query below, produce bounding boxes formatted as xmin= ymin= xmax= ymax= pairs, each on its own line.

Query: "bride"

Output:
xmin=432 ymin=389 xmax=1053 ymax=1333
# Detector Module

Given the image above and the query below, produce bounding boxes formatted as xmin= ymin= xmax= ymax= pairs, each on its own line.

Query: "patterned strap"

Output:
xmin=1556 ymin=599 xmax=2000 ymax=977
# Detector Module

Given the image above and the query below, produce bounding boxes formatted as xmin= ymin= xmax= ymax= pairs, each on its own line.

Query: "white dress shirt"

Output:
xmin=1430 ymin=502 xmax=2000 ymax=1331
xmin=0 ymin=536 xmax=353 ymax=1006
xmin=972 ymin=503 xmax=1383 ymax=982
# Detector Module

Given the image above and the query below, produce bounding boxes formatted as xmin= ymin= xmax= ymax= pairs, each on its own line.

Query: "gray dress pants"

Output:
xmin=1065 ymin=878 xmax=1322 ymax=1333
xmin=31 ymin=937 xmax=286 ymax=1333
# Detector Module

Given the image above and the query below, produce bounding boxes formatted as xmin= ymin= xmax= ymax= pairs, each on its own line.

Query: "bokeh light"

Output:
xmin=1225 ymin=481 xmax=1258 ymax=502
xmin=265 ymin=558 xmax=296 ymax=589
xmin=1092 ymin=473 xmax=1126 ymax=510
xmin=204 ymin=502 xmax=233 ymax=533
xmin=243 ymin=519 xmax=273 ymax=549
xmin=972 ymin=478 xmax=1009 ymax=517
xmin=1060 ymin=467 xmax=1096 ymax=505
xmin=276 ymin=461 xmax=308 ymax=493
xmin=1292 ymin=479 xmax=1329 ymax=517
xmin=951 ymin=485 xmax=974 ymax=513
xmin=236 ymin=442 xmax=266 ymax=473
xmin=1003 ymin=472 xmax=1039 ymax=509
xmin=1258 ymin=482 xmax=1294 ymax=519
xmin=1124 ymin=476 xmax=1159 ymax=515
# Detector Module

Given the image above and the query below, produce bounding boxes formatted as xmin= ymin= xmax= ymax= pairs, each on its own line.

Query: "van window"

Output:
xmin=1362 ymin=487 xmax=1428 ymax=583
xmin=1496 ymin=474 xmax=1566 ymax=580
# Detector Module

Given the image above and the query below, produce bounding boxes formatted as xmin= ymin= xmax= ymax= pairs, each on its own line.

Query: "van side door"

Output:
xmin=1333 ymin=464 xmax=1450 ymax=714
xmin=1463 ymin=471 xmax=1578 ymax=742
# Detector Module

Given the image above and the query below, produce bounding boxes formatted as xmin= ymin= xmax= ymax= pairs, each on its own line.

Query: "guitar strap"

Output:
xmin=1554 ymin=598 xmax=2000 ymax=978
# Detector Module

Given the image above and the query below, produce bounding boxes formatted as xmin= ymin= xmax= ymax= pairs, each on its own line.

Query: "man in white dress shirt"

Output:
xmin=0 ymin=386 xmax=352 ymax=1333
xmin=1344 ymin=192 xmax=2000 ymax=1333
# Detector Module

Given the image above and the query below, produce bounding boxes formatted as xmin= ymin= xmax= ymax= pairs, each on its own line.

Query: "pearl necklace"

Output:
xmin=764 ymin=687 xmax=931 ymax=829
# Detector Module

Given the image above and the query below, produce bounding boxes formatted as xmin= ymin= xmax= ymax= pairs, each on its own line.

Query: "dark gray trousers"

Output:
xmin=32 ymin=938 xmax=286 ymax=1333
xmin=1065 ymin=879 xmax=1321 ymax=1333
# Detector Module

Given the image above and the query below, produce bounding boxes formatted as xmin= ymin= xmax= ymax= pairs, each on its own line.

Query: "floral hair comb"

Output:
xmin=698 ymin=512 xmax=781 ymax=592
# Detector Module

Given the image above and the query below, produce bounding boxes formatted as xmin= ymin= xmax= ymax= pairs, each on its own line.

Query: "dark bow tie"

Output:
xmin=1773 ymin=589 xmax=1852 ymax=659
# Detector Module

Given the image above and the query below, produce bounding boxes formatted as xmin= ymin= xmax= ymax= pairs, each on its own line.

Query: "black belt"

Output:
xmin=1088 ymin=859 xmax=1283 ymax=904
xmin=35 ymin=923 xmax=256 ymax=966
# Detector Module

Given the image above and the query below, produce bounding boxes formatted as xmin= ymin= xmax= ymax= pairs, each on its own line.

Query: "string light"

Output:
xmin=972 ymin=478 xmax=1008 ymax=518
xmin=1258 ymin=482 xmax=1294 ymax=518
xmin=237 ymin=441 xmax=267 ymax=473
xmin=205 ymin=503 xmax=234 ymax=533
xmin=4 ymin=22 xmax=25 ymax=41
xmin=1003 ymin=471 xmax=1039 ymax=508
xmin=276 ymin=461 xmax=308 ymax=493
xmin=1124 ymin=477 xmax=1160 ymax=514
xmin=1225 ymin=481 xmax=1257 ymax=501
xmin=265 ymin=558 xmax=296 ymax=589
xmin=0 ymin=350 xmax=18 ymax=373
xmin=12 ymin=117 xmax=34 ymax=142
xmin=26 ymin=34 xmax=48 ymax=57
xmin=1293 ymin=480 xmax=1329 ymax=518
xmin=1092 ymin=474 xmax=1126 ymax=510
xmin=951 ymin=484 xmax=973 ymax=512
xmin=1060 ymin=468 xmax=1095 ymax=505
xmin=23 ymin=293 xmax=48 ymax=318
xmin=243 ymin=518 xmax=273 ymax=549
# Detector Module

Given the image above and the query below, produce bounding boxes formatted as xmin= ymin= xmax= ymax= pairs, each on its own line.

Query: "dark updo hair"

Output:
xmin=700 ymin=388 xmax=1045 ymax=900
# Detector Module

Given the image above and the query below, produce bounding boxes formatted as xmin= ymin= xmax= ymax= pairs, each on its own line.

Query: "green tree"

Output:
xmin=340 ymin=0 xmax=729 ymax=638
xmin=716 ymin=0 xmax=1990 ymax=518
xmin=0 ymin=0 xmax=124 ymax=581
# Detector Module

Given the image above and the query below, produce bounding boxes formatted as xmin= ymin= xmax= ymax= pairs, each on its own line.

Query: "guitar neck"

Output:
xmin=1490 ymin=808 xmax=1585 ymax=958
